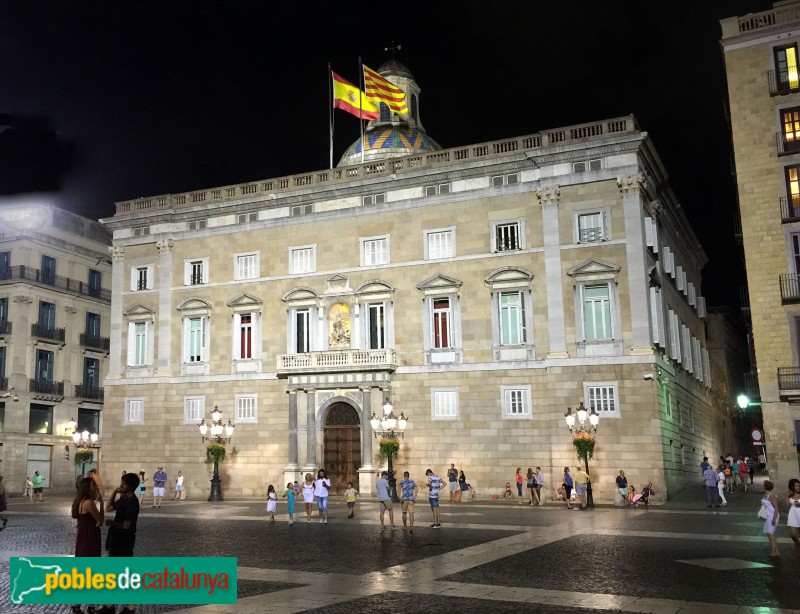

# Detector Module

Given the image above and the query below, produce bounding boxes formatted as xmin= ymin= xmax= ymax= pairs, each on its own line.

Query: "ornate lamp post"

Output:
xmin=198 ymin=405 xmax=235 ymax=502
xmin=565 ymin=401 xmax=600 ymax=509
xmin=369 ymin=397 xmax=409 ymax=502
xmin=67 ymin=419 xmax=100 ymax=477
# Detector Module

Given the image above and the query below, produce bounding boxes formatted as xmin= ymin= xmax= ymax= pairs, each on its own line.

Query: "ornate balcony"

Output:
xmin=0 ymin=320 xmax=11 ymax=336
xmin=776 ymin=133 xmax=800 ymax=156
xmin=0 ymin=265 xmax=110 ymax=303
xmin=31 ymin=323 xmax=66 ymax=343
xmin=80 ymin=333 xmax=111 ymax=352
xmin=768 ymin=69 xmax=800 ymax=96
xmin=29 ymin=379 xmax=64 ymax=396
xmin=75 ymin=385 xmax=104 ymax=402
xmin=779 ymin=367 xmax=800 ymax=399
xmin=276 ymin=348 xmax=397 ymax=377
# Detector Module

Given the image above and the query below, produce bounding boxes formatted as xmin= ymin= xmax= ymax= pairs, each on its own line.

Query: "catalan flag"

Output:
xmin=363 ymin=64 xmax=408 ymax=115
xmin=332 ymin=71 xmax=379 ymax=120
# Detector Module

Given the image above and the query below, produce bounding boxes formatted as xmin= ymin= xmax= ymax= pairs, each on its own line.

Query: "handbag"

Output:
xmin=757 ymin=503 xmax=767 ymax=520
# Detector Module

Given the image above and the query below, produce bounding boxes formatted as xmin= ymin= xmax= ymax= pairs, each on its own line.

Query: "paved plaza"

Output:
xmin=1 ymin=481 xmax=799 ymax=614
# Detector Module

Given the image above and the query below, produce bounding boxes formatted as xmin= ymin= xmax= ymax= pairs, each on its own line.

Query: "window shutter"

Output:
xmin=130 ymin=268 xmax=136 ymax=291
xmin=232 ymin=313 xmax=241 ymax=360
xmin=184 ymin=262 xmax=190 ymax=286
xmin=127 ymin=322 xmax=136 ymax=365
xmin=662 ymin=247 xmax=673 ymax=274
xmin=676 ymin=266 xmax=684 ymax=291
xmin=645 ymin=217 xmax=654 ymax=248
xmin=650 ymin=288 xmax=666 ymax=346
xmin=688 ymin=282 xmax=696 ymax=306
xmin=651 ymin=221 xmax=659 ymax=253
xmin=183 ymin=317 xmax=190 ymax=363
xmin=697 ymin=296 xmax=707 ymax=318
xmin=668 ymin=310 xmax=681 ymax=361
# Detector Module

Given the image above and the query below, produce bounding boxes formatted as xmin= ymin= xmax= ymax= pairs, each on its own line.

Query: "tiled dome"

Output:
xmin=338 ymin=125 xmax=441 ymax=166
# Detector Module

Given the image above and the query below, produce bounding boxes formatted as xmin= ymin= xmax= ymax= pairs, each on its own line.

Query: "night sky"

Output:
xmin=0 ymin=1 xmax=774 ymax=308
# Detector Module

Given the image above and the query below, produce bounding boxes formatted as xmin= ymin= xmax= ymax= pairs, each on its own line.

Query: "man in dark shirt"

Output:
xmin=99 ymin=473 xmax=140 ymax=614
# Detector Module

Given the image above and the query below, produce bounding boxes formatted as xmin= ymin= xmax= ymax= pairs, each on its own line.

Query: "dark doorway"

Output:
xmin=323 ymin=402 xmax=361 ymax=495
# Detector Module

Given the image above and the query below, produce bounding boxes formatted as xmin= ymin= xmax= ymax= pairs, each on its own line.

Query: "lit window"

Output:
xmin=775 ymin=44 xmax=800 ymax=93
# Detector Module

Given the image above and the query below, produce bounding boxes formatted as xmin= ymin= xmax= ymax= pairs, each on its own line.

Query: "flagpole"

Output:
xmin=358 ymin=56 xmax=365 ymax=165
xmin=329 ymin=64 xmax=335 ymax=169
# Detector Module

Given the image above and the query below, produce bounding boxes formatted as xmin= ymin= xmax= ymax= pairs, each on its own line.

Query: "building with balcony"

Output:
xmin=721 ymin=2 xmax=800 ymax=487
xmin=100 ymin=62 xmax=720 ymax=500
xmin=0 ymin=203 xmax=111 ymax=494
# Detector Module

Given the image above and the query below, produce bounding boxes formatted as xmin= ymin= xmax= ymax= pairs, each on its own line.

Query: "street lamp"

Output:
xmin=198 ymin=405 xmax=235 ymax=501
xmin=70 ymin=425 xmax=101 ymax=477
xmin=565 ymin=401 xmax=600 ymax=508
xmin=369 ymin=397 xmax=409 ymax=502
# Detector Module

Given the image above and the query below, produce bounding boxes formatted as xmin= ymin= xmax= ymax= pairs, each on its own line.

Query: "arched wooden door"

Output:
xmin=323 ymin=403 xmax=361 ymax=495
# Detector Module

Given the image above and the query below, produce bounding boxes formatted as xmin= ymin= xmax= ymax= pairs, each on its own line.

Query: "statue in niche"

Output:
xmin=329 ymin=303 xmax=351 ymax=347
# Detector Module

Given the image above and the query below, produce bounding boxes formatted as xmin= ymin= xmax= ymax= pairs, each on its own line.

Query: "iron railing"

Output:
xmin=31 ymin=323 xmax=66 ymax=343
xmin=744 ymin=372 xmax=760 ymax=399
xmin=189 ymin=273 xmax=205 ymax=285
xmin=768 ymin=69 xmax=800 ymax=96
xmin=0 ymin=377 xmax=8 ymax=391
xmin=578 ymin=227 xmax=604 ymax=243
xmin=79 ymin=333 xmax=110 ymax=351
xmin=0 ymin=321 xmax=11 ymax=335
xmin=776 ymin=132 xmax=800 ymax=156
xmin=740 ymin=285 xmax=750 ymax=312
xmin=0 ymin=265 xmax=110 ymax=302
xmin=29 ymin=379 xmax=64 ymax=395
xmin=781 ymin=196 xmax=800 ymax=223
xmin=780 ymin=274 xmax=800 ymax=303
xmin=778 ymin=367 xmax=800 ymax=392
xmin=74 ymin=385 xmax=104 ymax=401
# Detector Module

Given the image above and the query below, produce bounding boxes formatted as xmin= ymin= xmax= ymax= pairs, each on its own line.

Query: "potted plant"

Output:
xmin=74 ymin=448 xmax=94 ymax=466
xmin=206 ymin=443 xmax=226 ymax=464
xmin=378 ymin=438 xmax=399 ymax=461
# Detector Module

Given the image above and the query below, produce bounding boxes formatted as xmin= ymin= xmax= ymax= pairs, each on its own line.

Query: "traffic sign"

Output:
xmin=751 ymin=428 xmax=764 ymax=443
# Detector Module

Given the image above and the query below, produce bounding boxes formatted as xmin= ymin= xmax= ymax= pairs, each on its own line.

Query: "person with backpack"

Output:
xmin=724 ymin=462 xmax=734 ymax=493
xmin=738 ymin=458 xmax=749 ymax=493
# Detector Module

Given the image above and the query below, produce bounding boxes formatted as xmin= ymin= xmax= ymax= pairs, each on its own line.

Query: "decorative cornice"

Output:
xmin=536 ymin=185 xmax=561 ymax=205
xmin=617 ymin=173 xmax=647 ymax=195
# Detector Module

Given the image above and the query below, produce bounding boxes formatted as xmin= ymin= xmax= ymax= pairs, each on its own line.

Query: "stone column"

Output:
xmin=303 ymin=389 xmax=317 ymax=472
xmin=156 ymin=239 xmax=174 ymax=375
xmin=357 ymin=386 xmax=376 ymax=496
xmin=538 ymin=185 xmax=568 ymax=358
xmin=107 ymin=246 xmax=125 ymax=380
xmin=283 ymin=390 xmax=301 ymax=485
xmin=618 ymin=174 xmax=652 ymax=354
xmin=62 ymin=306 xmax=77 ymax=393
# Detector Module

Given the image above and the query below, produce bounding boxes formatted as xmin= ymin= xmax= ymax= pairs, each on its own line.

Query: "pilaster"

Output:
xmin=156 ymin=239 xmax=174 ymax=376
xmin=303 ymin=389 xmax=317 ymax=470
xmin=537 ymin=185 xmax=569 ymax=358
xmin=107 ymin=246 xmax=124 ymax=379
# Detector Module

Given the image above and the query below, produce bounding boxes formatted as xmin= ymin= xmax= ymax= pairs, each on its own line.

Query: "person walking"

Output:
xmin=574 ymin=466 xmax=590 ymax=510
xmin=703 ymin=464 xmax=720 ymax=508
xmin=399 ymin=471 xmax=417 ymax=533
xmin=152 ymin=466 xmax=167 ymax=507
xmin=447 ymin=464 xmax=458 ymax=503
xmin=616 ymin=470 xmax=628 ymax=506
xmin=71 ymin=477 xmax=104 ymax=614
xmin=314 ymin=469 xmax=331 ymax=524
xmin=535 ymin=467 xmax=544 ymax=505
xmin=563 ymin=467 xmax=574 ymax=510
xmin=747 ymin=455 xmax=757 ymax=483
xmin=717 ymin=465 xmax=728 ymax=506
xmin=0 ymin=476 xmax=8 ymax=529
xmin=515 ymin=468 xmax=524 ymax=504
xmin=787 ymin=479 xmax=800 ymax=559
xmin=31 ymin=471 xmax=44 ymax=502
xmin=376 ymin=471 xmax=395 ymax=530
xmin=283 ymin=482 xmax=296 ymax=525
xmin=136 ymin=471 xmax=147 ymax=505
xmin=343 ymin=482 xmax=358 ymax=519
xmin=301 ymin=473 xmax=315 ymax=522
xmin=738 ymin=458 xmax=749 ymax=493
xmin=762 ymin=480 xmax=780 ymax=558
xmin=426 ymin=469 xmax=444 ymax=528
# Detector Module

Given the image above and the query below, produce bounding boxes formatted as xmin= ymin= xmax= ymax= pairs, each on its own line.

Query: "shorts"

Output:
xmin=575 ymin=483 xmax=587 ymax=497
xmin=33 ymin=487 xmax=43 ymax=494
xmin=153 ymin=487 xmax=165 ymax=497
xmin=175 ymin=485 xmax=183 ymax=491
xmin=317 ymin=496 xmax=328 ymax=511
xmin=402 ymin=500 xmax=415 ymax=513
xmin=347 ymin=501 xmax=355 ymax=509
xmin=429 ymin=497 xmax=440 ymax=509
xmin=449 ymin=481 xmax=458 ymax=492
xmin=379 ymin=499 xmax=393 ymax=511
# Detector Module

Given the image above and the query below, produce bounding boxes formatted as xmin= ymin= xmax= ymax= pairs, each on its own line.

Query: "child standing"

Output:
xmin=24 ymin=476 xmax=33 ymax=502
xmin=266 ymin=484 xmax=277 ymax=522
xmin=344 ymin=482 xmax=358 ymax=519
xmin=283 ymin=482 xmax=296 ymax=525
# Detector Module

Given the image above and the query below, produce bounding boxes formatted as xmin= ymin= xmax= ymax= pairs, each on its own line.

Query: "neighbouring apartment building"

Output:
xmin=99 ymin=61 xmax=722 ymax=501
xmin=0 ymin=203 xmax=111 ymax=494
xmin=721 ymin=1 xmax=800 ymax=488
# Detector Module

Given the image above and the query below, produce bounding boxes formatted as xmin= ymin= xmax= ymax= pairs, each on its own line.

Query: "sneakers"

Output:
xmin=324 ymin=520 xmax=328 ymax=524
xmin=390 ymin=524 xmax=397 ymax=530
xmin=430 ymin=523 xmax=437 ymax=528
xmin=319 ymin=519 xmax=324 ymax=523
xmin=432 ymin=524 xmax=441 ymax=528
xmin=288 ymin=521 xmax=294 ymax=525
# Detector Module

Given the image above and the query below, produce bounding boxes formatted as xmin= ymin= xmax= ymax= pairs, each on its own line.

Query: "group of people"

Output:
xmin=761 ymin=478 xmax=800 ymax=559
xmin=508 ymin=467 xmax=545 ymax=505
xmin=615 ymin=470 xmax=655 ymax=507
xmin=129 ymin=467 xmax=184 ymax=506
xmin=266 ymin=467 xmax=449 ymax=531
xmin=701 ymin=454 xmax=752 ymax=507
xmin=22 ymin=471 xmax=45 ymax=502
xmin=446 ymin=464 xmax=471 ymax=502
xmin=71 ymin=472 xmax=141 ymax=614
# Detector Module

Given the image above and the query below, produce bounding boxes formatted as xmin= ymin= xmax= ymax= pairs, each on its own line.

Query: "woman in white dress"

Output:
xmin=787 ymin=479 xmax=800 ymax=559
xmin=763 ymin=480 xmax=780 ymax=558
xmin=266 ymin=484 xmax=277 ymax=523
xmin=301 ymin=473 xmax=315 ymax=523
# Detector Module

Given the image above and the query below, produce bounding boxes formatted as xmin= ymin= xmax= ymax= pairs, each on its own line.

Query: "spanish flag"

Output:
xmin=332 ymin=71 xmax=379 ymax=120
xmin=363 ymin=64 xmax=408 ymax=115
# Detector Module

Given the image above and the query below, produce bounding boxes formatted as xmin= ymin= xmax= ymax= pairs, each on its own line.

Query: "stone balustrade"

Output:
xmin=276 ymin=348 xmax=397 ymax=376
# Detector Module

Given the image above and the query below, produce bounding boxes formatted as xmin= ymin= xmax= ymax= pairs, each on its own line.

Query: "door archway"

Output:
xmin=323 ymin=402 xmax=361 ymax=494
